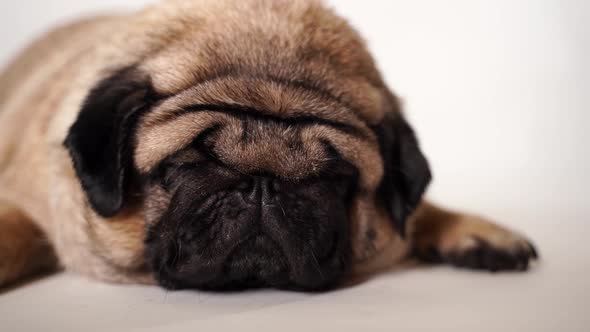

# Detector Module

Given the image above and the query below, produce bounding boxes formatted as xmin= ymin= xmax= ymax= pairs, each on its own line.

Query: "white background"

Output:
xmin=0 ymin=1 xmax=589 ymax=331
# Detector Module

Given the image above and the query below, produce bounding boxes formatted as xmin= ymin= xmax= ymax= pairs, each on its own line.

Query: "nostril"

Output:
xmin=260 ymin=177 xmax=280 ymax=203
xmin=237 ymin=176 xmax=281 ymax=204
xmin=245 ymin=177 xmax=261 ymax=203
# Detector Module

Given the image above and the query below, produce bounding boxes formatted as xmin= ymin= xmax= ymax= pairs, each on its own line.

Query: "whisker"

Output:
xmin=176 ymin=240 xmax=183 ymax=265
xmin=276 ymin=201 xmax=287 ymax=218
xmin=309 ymin=248 xmax=326 ymax=281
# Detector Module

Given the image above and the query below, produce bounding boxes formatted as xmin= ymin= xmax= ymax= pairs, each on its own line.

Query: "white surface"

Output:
xmin=0 ymin=1 xmax=589 ymax=331
xmin=1 ymin=217 xmax=587 ymax=332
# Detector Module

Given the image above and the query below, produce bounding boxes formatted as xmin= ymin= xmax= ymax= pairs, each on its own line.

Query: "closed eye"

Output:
xmin=164 ymin=159 xmax=219 ymax=177
xmin=149 ymin=158 xmax=211 ymax=191
xmin=145 ymin=124 xmax=225 ymax=186
xmin=191 ymin=124 xmax=222 ymax=158
xmin=318 ymin=140 xmax=359 ymax=179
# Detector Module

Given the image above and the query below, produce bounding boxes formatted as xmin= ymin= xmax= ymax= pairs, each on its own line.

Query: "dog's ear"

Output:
xmin=64 ymin=66 xmax=156 ymax=217
xmin=375 ymin=113 xmax=432 ymax=236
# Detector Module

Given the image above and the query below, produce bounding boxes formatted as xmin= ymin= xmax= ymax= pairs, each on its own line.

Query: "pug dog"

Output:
xmin=0 ymin=0 xmax=537 ymax=291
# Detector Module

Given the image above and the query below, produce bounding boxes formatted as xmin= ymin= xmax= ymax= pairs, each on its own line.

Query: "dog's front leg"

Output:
xmin=0 ymin=204 xmax=57 ymax=287
xmin=408 ymin=201 xmax=538 ymax=271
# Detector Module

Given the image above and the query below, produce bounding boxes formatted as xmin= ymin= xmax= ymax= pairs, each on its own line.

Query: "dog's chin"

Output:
xmin=145 ymin=206 xmax=352 ymax=292
xmin=149 ymin=230 xmax=350 ymax=292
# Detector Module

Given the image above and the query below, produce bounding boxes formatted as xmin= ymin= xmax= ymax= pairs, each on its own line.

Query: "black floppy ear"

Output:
xmin=64 ymin=66 xmax=155 ymax=217
xmin=376 ymin=114 xmax=432 ymax=236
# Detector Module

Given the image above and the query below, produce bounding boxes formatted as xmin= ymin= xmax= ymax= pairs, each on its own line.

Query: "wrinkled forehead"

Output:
xmin=134 ymin=77 xmax=385 ymax=190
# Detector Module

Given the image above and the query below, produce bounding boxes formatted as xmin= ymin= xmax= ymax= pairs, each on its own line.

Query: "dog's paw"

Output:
xmin=443 ymin=234 xmax=538 ymax=272
xmin=416 ymin=216 xmax=539 ymax=272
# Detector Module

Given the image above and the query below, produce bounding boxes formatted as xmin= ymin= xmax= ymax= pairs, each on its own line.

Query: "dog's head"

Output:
xmin=64 ymin=0 xmax=430 ymax=291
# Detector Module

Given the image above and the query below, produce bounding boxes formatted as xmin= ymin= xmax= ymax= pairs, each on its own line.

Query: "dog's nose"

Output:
xmin=243 ymin=176 xmax=279 ymax=205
